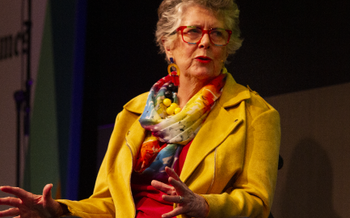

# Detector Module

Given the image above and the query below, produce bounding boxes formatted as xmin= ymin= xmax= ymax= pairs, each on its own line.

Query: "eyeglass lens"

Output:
xmin=182 ymin=26 xmax=229 ymax=46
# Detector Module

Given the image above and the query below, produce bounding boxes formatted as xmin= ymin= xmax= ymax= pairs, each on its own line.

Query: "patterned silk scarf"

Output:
xmin=134 ymin=68 xmax=227 ymax=183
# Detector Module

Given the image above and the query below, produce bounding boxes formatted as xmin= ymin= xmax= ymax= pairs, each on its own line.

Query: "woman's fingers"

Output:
xmin=0 ymin=196 xmax=22 ymax=207
xmin=152 ymin=167 xmax=190 ymax=201
xmin=162 ymin=195 xmax=185 ymax=204
xmin=154 ymin=167 xmax=209 ymax=217
xmin=168 ymin=177 xmax=187 ymax=195
xmin=0 ymin=207 xmax=20 ymax=217
xmin=161 ymin=206 xmax=184 ymax=218
xmin=164 ymin=167 xmax=188 ymax=195
xmin=164 ymin=194 xmax=209 ymax=218
xmin=0 ymin=184 xmax=61 ymax=218
xmin=151 ymin=180 xmax=175 ymax=195
xmin=0 ymin=186 xmax=33 ymax=202
xmin=42 ymin=184 xmax=53 ymax=202
xmin=165 ymin=167 xmax=180 ymax=181
xmin=158 ymin=168 xmax=210 ymax=217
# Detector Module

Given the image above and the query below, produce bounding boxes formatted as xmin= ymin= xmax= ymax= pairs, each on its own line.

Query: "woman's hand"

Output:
xmin=151 ymin=167 xmax=209 ymax=218
xmin=0 ymin=184 xmax=64 ymax=218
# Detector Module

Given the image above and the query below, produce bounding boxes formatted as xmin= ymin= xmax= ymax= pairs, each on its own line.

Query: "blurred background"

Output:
xmin=0 ymin=0 xmax=349 ymax=217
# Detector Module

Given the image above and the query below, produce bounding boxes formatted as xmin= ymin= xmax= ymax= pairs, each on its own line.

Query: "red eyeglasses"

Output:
xmin=177 ymin=26 xmax=232 ymax=46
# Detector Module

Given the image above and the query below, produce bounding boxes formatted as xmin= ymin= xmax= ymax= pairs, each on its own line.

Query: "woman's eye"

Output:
xmin=211 ymin=30 xmax=223 ymax=37
xmin=186 ymin=28 xmax=201 ymax=34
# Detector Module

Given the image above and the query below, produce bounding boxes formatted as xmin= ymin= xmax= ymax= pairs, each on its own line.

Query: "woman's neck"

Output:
xmin=177 ymin=75 xmax=210 ymax=108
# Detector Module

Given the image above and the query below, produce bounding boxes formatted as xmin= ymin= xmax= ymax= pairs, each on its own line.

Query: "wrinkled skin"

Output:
xmin=0 ymin=184 xmax=63 ymax=218
xmin=151 ymin=167 xmax=209 ymax=218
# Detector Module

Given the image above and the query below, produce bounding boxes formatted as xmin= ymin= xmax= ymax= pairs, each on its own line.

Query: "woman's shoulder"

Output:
xmin=224 ymin=73 xmax=278 ymax=118
xmin=243 ymin=85 xmax=280 ymax=124
xmin=246 ymin=86 xmax=276 ymax=111
xmin=222 ymin=73 xmax=275 ymax=111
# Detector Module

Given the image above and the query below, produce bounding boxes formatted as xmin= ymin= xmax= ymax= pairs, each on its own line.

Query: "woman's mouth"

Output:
xmin=195 ymin=56 xmax=212 ymax=63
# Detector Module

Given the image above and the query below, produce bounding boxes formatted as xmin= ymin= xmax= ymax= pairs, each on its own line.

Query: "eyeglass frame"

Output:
xmin=176 ymin=26 xmax=232 ymax=46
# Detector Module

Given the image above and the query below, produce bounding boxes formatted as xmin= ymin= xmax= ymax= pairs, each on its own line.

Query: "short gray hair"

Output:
xmin=156 ymin=0 xmax=243 ymax=58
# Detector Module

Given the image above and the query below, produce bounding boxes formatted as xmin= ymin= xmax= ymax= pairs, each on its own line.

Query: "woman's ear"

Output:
xmin=163 ymin=39 xmax=173 ymax=61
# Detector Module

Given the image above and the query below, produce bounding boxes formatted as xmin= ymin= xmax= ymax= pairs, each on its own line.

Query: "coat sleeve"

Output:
xmin=56 ymin=93 xmax=147 ymax=218
xmin=56 ymin=114 xmax=125 ymax=218
xmin=202 ymin=103 xmax=281 ymax=218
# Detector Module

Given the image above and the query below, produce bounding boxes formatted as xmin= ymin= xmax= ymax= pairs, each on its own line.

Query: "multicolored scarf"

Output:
xmin=134 ymin=69 xmax=227 ymax=183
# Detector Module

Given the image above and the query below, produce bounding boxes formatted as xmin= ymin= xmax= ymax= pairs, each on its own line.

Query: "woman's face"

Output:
xmin=165 ymin=5 xmax=228 ymax=83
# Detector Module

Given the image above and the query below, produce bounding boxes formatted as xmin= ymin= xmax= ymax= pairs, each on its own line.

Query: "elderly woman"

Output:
xmin=0 ymin=0 xmax=280 ymax=217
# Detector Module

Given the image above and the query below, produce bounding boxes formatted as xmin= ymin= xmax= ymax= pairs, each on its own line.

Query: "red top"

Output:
xmin=132 ymin=141 xmax=192 ymax=218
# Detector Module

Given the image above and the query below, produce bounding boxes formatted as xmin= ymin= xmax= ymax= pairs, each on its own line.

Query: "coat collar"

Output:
xmin=219 ymin=73 xmax=251 ymax=108
xmin=124 ymin=92 xmax=149 ymax=114
xmin=123 ymin=73 xmax=251 ymax=182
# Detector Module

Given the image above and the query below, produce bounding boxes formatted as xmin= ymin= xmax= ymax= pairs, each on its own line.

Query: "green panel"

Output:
xmin=23 ymin=1 xmax=60 ymax=197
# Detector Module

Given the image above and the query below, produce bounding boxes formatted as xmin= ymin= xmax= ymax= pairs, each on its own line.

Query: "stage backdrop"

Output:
xmin=23 ymin=0 xmax=87 ymax=201
xmin=1 ymin=0 xmax=350 ymax=217
xmin=0 ymin=0 xmax=86 ymax=210
xmin=0 ymin=0 xmax=47 ymax=212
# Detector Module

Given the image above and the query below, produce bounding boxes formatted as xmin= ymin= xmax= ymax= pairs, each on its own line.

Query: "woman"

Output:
xmin=0 ymin=0 xmax=280 ymax=217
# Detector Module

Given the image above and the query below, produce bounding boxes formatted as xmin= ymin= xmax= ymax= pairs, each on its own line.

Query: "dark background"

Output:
xmin=78 ymin=0 xmax=350 ymax=199
xmin=87 ymin=0 xmax=350 ymax=126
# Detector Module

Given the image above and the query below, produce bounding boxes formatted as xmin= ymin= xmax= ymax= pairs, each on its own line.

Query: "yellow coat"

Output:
xmin=57 ymin=73 xmax=281 ymax=218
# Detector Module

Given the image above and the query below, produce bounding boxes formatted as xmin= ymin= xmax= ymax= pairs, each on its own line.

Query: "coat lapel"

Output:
xmin=125 ymin=118 xmax=146 ymax=158
xmin=179 ymin=74 xmax=251 ymax=183
xmin=123 ymin=93 xmax=149 ymax=161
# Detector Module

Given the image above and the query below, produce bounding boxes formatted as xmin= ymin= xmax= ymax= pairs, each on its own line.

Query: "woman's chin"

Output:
xmin=188 ymin=68 xmax=220 ymax=81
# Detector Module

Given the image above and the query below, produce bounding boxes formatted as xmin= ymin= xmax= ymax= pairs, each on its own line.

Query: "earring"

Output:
xmin=167 ymin=57 xmax=180 ymax=86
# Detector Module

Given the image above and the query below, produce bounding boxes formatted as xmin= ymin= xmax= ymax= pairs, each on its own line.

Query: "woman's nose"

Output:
xmin=199 ymin=33 xmax=211 ymax=48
